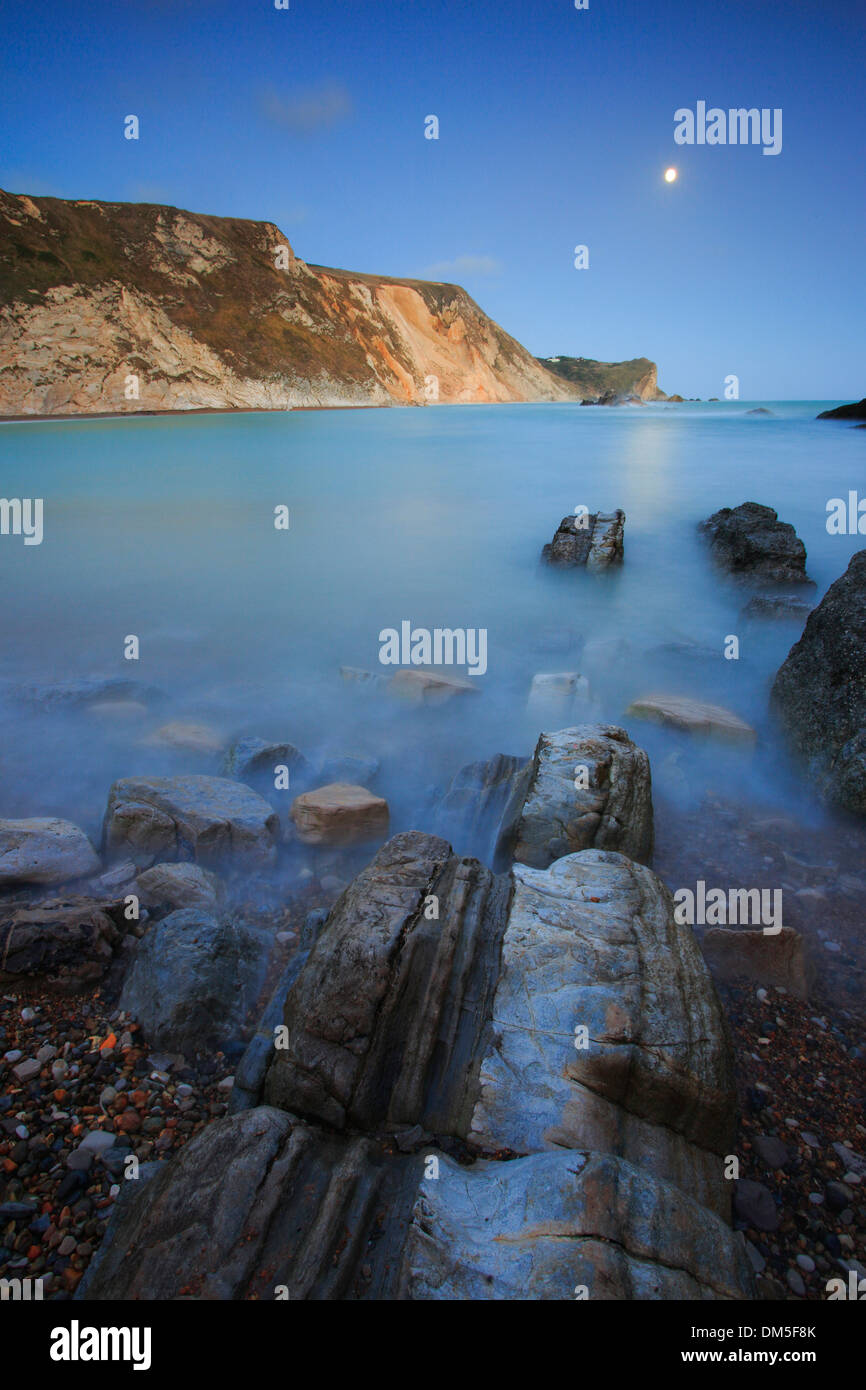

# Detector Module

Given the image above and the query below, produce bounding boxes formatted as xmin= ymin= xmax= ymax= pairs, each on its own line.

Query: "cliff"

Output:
xmin=539 ymin=354 xmax=668 ymax=402
xmin=0 ymin=189 xmax=574 ymax=415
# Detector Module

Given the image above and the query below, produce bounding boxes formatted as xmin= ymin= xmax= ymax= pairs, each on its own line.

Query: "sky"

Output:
xmin=1 ymin=0 xmax=864 ymax=399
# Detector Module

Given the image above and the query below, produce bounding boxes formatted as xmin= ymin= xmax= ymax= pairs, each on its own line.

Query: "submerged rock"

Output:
xmin=0 ymin=818 xmax=100 ymax=886
xmin=289 ymin=783 xmax=389 ymax=847
xmin=501 ymin=724 xmax=653 ymax=869
xmin=627 ymin=694 xmax=757 ymax=746
xmin=223 ymin=737 xmax=312 ymax=788
xmin=388 ymin=669 xmax=480 ymax=703
xmin=118 ymin=908 xmax=270 ymax=1053
xmin=741 ymin=594 xmax=813 ymax=622
xmin=771 ymin=551 xmax=866 ymax=815
xmin=84 ymin=831 xmax=752 ymax=1300
xmin=526 ymin=672 xmax=590 ymax=723
xmin=144 ymin=720 xmax=226 ymax=755
xmin=103 ymin=775 xmax=280 ymax=868
xmin=698 ymin=503 xmax=811 ymax=585
xmin=542 ymin=510 xmax=625 ymax=571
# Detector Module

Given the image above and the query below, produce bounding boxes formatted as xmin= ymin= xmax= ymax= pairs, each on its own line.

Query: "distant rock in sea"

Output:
xmin=698 ymin=502 xmax=811 ymax=586
xmin=816 ymin=398 xmax=866 ymax=420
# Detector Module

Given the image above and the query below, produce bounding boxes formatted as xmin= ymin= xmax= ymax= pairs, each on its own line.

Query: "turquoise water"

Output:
xmin=1 ymin=401 xmax=863 ymax=847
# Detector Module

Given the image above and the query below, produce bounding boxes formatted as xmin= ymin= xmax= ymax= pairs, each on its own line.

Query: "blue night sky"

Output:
xmin=1 ymin=0 xmax=863 ymax=398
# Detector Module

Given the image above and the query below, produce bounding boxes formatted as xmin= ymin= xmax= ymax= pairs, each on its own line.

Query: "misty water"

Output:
xmin=1 ymin=401 xmax=862 ymax=862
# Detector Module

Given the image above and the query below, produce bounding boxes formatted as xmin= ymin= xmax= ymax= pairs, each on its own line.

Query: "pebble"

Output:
xmin=786 ymin=1268 xmax=806 ymax=1296
xmin=796 ymin=1254 xmax=815 ymax=1273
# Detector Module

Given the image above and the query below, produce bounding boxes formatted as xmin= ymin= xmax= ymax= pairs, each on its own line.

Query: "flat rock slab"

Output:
xmin=627 ymin=695 xmax=757 ymax=746
xmin=144 ymin=721 xmax=226 ymax=755
xmin=504 ymin=724 xmax=653 ymax=868
xmin=290 ymin=782 xmax=389 ymax=846
xmin=0 ymin=818 xmax=100 ymax=886
xmin=699 ymin=503 xmax=811 ymax=585
xmin=103 ymin=775 xmax=280 ymax=868
xmin=388 ymin=669 xmax=480 ymax=703
xmin=542 ymin=511 xmax=625 ymax=571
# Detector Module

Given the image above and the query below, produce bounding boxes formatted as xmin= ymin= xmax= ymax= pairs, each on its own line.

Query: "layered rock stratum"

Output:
xmin=81 ymin=827 xmax=753 ymax=1300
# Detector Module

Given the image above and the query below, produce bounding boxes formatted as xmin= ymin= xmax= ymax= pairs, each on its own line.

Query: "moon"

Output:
xmin=664 ymin=167 xmax=678 ymax=183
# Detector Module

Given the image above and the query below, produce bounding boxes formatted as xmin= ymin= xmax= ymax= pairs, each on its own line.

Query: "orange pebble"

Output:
xmin=53 ymin=1089 xmax=66 ymax=1102
xmin=99 ymin=1033 xmax=117 ymax=1052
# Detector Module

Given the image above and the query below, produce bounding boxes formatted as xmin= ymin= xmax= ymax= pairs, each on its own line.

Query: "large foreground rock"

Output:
xmin=118 ymin=908 xmax=270 ymax=1053
xmin=500 ymin=724 xmax=653 ymax=869
xmin=771 ymin=551 xmax=866 ymax=814
xmin=79 ymin=1108 xmax=752 ymax=1301
xmin=0 ymin=895 xmax=127 ymax=990
xmin=698 ymin=503 xmax=810 ymax=585
xmin=83 ymin=832 xmax=750 ymax=1300
xmin=103 ymin=775 xmax=280 ymax=868
xmin=542 ymin=510 xmax=624 ymax=571
xmin=84 ymin=829 xmax=751 ymax=1300
xmin=0 ymin=818 xmax=100 ymax=886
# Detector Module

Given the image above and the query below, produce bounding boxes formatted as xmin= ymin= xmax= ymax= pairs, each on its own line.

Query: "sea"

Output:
xmin=1 ymin=400 xmax=862 ymax=854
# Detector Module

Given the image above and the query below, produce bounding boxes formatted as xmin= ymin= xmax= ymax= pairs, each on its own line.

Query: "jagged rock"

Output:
xmin=626 ymin=694 xmax=757 ymax=746
xmin=526 ymin=672 xmax=590 ymax=723
xmin=222 ymin=737 xmax=312 ymax=788
xmin=817 ymin=398 xmax=866 ymax=421
xmin=289 ymin=783 xmax=389 ymax=847
xmin=118 ymin=908 xmax=270 ymax=1053
xmin=501 ymin=725 xmax=653 ymax=869
xmin=698 ymin=503 xmax=811 ymax=585
xmin=103 ymin=775 xmax=280 ymax=868
xmin=701 ymin=926 xmax=810 ymax=999
xmin=771 ymin=551 xmax=866 ymax=814
xmin=388 ymin=669 xmax=480 ymax=703
xmin=0 ymin=895 xmax=126 ymax=990
xmin=85 ymin=830 xmax=752 ymax=1301
xmin=431 ymin=753 xmax=529 ymax=863
xmin=0 ymin=818 xmax=100 ymax=886
xmin=542 ymin=511 xmax=625 ymax=571
xmin=135 ymin=862 xmax=221 ymax=913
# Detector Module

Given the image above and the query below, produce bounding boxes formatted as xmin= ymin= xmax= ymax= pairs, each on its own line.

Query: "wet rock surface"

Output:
xmin=771 ymin=550 xmax=866 ymax=815
xmin=103 ymin=774 xmax=281 ymax=868
xmin=502 ymin=724 xmax=653 ymax=869
xmin=699 ymin=503 xmax=811 ymax=585
xmin=542 ymin=510 xmax=625 ymax=571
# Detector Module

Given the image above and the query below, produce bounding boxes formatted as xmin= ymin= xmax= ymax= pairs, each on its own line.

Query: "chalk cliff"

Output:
xmin=0 ymin=189 xmax=575 ymax=415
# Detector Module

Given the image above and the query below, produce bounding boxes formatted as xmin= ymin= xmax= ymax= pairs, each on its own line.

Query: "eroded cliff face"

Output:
xmin=0 ymin=189 xmax=573 ymax=415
